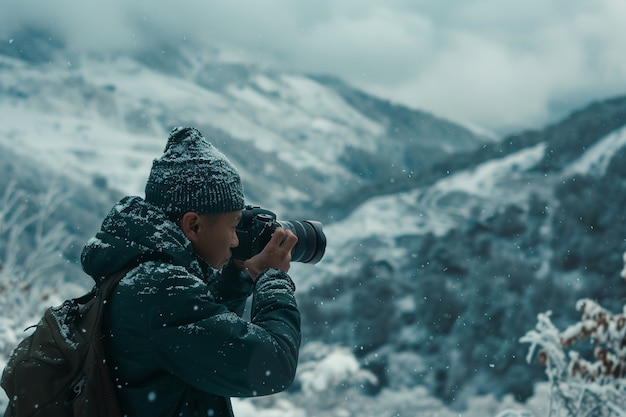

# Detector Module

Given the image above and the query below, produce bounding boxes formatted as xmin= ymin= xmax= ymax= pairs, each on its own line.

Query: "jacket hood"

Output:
xmin=81 ymin=196 xmax=205 ymax=284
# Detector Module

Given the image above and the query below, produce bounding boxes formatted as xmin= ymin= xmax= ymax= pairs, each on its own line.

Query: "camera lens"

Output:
xmin=277 ymin=220 xmax=326 ymax=264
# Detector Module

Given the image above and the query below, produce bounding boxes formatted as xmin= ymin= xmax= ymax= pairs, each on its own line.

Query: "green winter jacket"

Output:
xmin=80 ymin=196 xmax=301 ymax=417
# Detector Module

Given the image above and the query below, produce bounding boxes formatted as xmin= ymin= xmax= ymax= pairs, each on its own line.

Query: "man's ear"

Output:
xmin=180 ymin=212 xmax=201 ymax=242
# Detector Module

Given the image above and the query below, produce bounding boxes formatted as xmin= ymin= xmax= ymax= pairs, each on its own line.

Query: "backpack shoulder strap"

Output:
xmin=99 ymin=267 xmax=134 ymax=299
xmin=87 ymin=264 xmax=140 ymax=417
xmin=72 ymin=264 xmax=136 ymax=308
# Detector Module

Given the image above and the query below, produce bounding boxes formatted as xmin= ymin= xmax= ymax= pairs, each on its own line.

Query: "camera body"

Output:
xmin=232 ymin=205 xmax=326 ymax=264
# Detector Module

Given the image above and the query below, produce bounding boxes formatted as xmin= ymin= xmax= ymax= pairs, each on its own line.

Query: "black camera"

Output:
xmin=232 ymin=205 xmax=326 ymax=264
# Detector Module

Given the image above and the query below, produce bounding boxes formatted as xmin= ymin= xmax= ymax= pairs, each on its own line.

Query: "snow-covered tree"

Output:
xmin=521 ymin=252 xmax=626 ymax=417
xmin=0 ymin=182 xmax=82 ymax=359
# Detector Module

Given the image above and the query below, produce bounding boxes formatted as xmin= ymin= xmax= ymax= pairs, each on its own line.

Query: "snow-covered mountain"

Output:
xmin=310 ymin=95 xmax=626 ymax=405
xmin=3 ymin=26 xmax=626 ymax=414
xmin=0 ymin=27 xmax=494 ymax=220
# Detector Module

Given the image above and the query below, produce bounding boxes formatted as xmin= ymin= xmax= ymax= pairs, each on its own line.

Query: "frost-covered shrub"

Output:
xmin=495 ymin=409 xmax=535 ymax=417
xmin=521 ymin=294 xmax=626 ymax=416
xmin=231 ymin=397 xmax=306 ymax=417
xmin=0 ymin=183 xmax=86 ymax=409
xmin=294 ymin=342 xmax=378 ymax=395
xmin=0 ymin=183 xmax=82 ymax=354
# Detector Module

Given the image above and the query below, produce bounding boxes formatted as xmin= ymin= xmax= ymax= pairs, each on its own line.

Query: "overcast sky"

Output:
xmin=3 ymin=0 xmax=626 ymax=135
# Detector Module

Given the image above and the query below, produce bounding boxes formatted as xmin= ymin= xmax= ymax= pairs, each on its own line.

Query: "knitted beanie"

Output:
xmin=145 ymin=127 xmax=245 ymax=215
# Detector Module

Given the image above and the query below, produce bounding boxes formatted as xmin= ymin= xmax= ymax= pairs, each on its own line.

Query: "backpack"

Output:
xmin=1 ymin=268 xmax=130 ymax=417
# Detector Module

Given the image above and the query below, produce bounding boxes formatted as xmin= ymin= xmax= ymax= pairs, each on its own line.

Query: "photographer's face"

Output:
xmin=182 ymin=211 xmax=242 ymax=270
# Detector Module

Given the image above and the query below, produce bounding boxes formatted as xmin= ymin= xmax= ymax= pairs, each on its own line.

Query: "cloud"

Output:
xmin=346 ymin=0 xmax=626 ymax=133
xmin=2 ymin=0 xmax=626 ymax=134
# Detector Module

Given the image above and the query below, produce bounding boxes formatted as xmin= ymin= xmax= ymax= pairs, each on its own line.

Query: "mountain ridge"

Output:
xmin=0 ymin=27 xmax=493 ymax=219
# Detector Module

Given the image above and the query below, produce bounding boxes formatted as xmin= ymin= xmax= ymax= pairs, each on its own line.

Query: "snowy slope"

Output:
xmin=0 ymin=53 xmax=377 ymax=195
xmin=4 ymin=38 xmax=626 ymax=321
xmin=562 ymin=124 xmax=626 ymax=177
xmin=0 ymin=42 xmax=492 ymax=216
xmin=327 ymin=143 xmax=548 ymax=246
xmin=319 ymin=122 xmax=626 ymax=274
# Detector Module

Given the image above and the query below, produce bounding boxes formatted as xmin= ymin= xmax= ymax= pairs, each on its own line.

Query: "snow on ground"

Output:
xmin=563 ymin=124 xmax=626 ymax=177
xmin=0 ymin=108 xmax=158 ymax=196
xmin=428 ymin=143 xmax=546 ymax=199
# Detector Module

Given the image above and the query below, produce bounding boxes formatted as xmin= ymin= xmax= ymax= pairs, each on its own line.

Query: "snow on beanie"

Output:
xmin=145 ymin=127 xmax=244 ymax=215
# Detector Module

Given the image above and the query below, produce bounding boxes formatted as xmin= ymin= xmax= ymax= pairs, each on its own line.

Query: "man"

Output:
xmin=80 ymin=127 xmax=300 ymax=416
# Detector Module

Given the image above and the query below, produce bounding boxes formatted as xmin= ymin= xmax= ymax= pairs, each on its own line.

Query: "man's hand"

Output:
xmin=242 ymin=228 xmax=298 ymax=280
